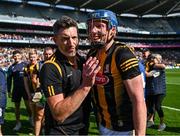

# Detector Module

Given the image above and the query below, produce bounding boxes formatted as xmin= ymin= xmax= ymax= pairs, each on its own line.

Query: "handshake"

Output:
xmin=149 ymin=70 xmax=160 ymax=78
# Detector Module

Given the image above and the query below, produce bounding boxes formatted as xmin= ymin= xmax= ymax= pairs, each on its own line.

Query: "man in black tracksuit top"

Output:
xmin=40 ymin=16 xmax=100 ymax=135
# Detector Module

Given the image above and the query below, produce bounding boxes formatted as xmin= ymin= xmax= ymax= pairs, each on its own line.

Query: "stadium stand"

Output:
xmin=0 ymin=0 xmax=180 ymax=68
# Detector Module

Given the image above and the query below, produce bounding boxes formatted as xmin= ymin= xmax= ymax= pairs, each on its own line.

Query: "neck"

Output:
xmin=104 ymin=39 xmax=114 ymax=51
xmin=68 ymin=56 xmax=76 ymax=64
xmin=15 ymin=61 xmax=21 ymax=64
xmin=68 ymin=56 xmax=78 ymax=68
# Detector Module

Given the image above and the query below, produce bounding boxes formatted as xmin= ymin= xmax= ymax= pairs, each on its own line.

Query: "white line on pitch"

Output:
xmin=162 ymin=106 xmax=180 ymax=112
xmin=166 ymin=82 xmax=180 ymax=85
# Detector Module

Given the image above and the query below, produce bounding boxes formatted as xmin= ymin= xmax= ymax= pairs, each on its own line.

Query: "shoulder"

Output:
xmin=0 ymin=68 xmax=4 ymax=74
xmin=24 ymin=63 xmax=30 ymax=70
xmin=114 ymin=43 xmax=137 ymax=63
xmin=115 ymin=43 xmax=134 ymax=56
xmin=18 ymin=62 xmax=27 ymax=69
xmin=41 ymin=59 xmax=63 ymax=77
xmin=21 ymin=61 xmax=28 ymax=66
xmin=40 ymin=59 xmax=64 ymax=88
xmin=0 ymin=68 xmax=5 ymax=78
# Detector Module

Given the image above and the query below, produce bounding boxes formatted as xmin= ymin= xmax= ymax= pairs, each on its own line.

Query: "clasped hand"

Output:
xmin=82 ymin=57 xmax=101 ymax=87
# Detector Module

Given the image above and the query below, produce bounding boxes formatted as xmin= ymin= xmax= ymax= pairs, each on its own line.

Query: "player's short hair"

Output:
xmin=29 ymin=49 xmax=38 ymax=56
xmin=13 ymin=50 xmax=21 ymax=56
xmin=53 ymin=16 xmax=78 ymax=35
xmin=142 ymin=48 xmax=150 ymax=53
xmin=44 ymin=47 xmax=53 ymax=52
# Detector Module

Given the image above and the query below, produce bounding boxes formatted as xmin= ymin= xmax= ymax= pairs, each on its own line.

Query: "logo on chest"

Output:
xmin=95 ymin=72 xmax=109 ymax=85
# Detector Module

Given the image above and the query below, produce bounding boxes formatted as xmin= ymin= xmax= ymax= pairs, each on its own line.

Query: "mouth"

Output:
xmin=67 ymin=47 xmax=76 ymax=52
xmin=91 ymin=35 xmax=101 ymax=41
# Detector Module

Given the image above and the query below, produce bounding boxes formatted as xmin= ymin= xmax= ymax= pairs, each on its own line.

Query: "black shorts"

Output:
xmin=12 ymin=87 xmax=28 ymax=103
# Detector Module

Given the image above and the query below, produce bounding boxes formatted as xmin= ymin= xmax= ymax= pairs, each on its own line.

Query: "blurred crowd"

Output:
xmin=0 ymin=34 xmax=53 ymax=43
xmin=0 ymin=47 xmax=44 ymax=69
xmin=0 ymin=33 xmax=91 ymax=46
xmin=0 ymin=47 xmax=91 ymax=70
xmin=0 ymin=46 xmax=179 ymax=70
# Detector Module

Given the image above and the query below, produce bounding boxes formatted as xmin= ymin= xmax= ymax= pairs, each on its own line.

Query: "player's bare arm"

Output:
xmin=47 ymin=57 xmax=100 ymax=123
xmin=123 ymin=75 xmax=147 ymax=136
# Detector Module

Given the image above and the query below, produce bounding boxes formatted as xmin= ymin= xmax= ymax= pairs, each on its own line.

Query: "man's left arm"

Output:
xmin=116 ymin=46 xmax=147 ymax=135
xmin=123 ymin=75 xmax=147 ymax=136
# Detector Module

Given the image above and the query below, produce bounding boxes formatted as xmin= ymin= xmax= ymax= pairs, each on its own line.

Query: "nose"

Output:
xmin=67 ymin=37 xmax=74 ymax=45
xmin=91 ymin=26 xmax=98 ymax=33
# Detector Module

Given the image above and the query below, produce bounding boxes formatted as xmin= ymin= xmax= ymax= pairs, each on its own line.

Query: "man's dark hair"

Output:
xmin=13 ymin=50 xmax=21 ymax=56
xmin=53 ymin=16 xmax=78 ymax=35
xmin=142 ymin=48 xmax=150 ymax=53
xmin=44 ymin=47 xmax=53 ymax=52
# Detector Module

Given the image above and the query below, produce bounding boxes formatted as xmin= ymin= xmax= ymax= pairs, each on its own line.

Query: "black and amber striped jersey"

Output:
xmin=24 ymin=62 xmax=40 ymax=93
xmin=145 ymin=55 xmax=155 ymax=72
xmin=88 ymin=42 xmax=140 ymax=131
xmin=40 ymin=50 xmax=83 ymax=98
xmin=144 ymin=55 xmax=155 ymax=93
xmin=40 ymin=49 xmax=84 ymax=133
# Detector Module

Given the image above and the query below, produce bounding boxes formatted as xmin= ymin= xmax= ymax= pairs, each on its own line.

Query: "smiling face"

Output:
xmin=29 ymin=53 xmax=38 ymax=65
xmin=53 ymin=26 xmax=79 ymax=58
xmin=13 ymin=53 xmax=21 ymax=63
xmin=88 ymin=20 xmax=108 ymax=44
xmin=88 ymin=20 xmax=116 ymax=49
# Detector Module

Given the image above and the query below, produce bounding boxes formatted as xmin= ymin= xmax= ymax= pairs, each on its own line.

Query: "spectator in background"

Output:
xmin=23 ymin=49 xmax=40 ymax=133
xmin=142 ymin=48 xmax=151 ymax=64
xmin=7 ymin=50 xmax=32 ymax=131
xmin=146 ymin=54 xmax=166 ymax=131
xmin=32 ymin=47 xmax=54 ymax=136
xmin=143 ymin=49 xmax=156 ymax=128
xmin=144 ymin=50 xmax=166 ymax=130
xmin=87 ymin=9 xmax=146 ymax=135
xmin=40 ymin=16 xmax=100 ymax=135
xmin=0 ymin=68 xmax=6 ymax=136
xmin=42 ymin=47 xmax=54 ymax=61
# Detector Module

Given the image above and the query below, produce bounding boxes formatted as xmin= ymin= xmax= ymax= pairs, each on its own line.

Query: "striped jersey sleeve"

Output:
xmin=115 ymin=46 xmax=140 ymax=80
xmin=40 ymin=61 xmax=63 ymax=97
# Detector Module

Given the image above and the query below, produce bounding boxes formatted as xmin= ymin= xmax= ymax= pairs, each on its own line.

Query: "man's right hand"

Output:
xmin=82 ymin=57 xmax=101 ymax=88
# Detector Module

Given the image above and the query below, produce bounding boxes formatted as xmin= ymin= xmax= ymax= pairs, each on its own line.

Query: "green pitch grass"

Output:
xmin=2 ymin=69 xmax=180 ymax=135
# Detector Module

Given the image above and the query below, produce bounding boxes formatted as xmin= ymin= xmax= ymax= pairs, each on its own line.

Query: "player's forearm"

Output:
xmin=145 ymin=71 xmax=153 ymax=77
xmin=52 ymin=85 xmax=91 ymax=123
xmin=133 ymin=100 xmax=147 ymax=136
xmin=154 ymin=63 xmax=166 ymax=69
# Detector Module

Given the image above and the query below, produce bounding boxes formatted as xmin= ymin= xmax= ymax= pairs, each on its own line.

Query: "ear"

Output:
xmin=112 ymin=26 xmax=117 ymax=35
xmin=109 ymin=26 xmax=116 ymax=37
xmin=52 ymin=36 xmax=57 ymax=43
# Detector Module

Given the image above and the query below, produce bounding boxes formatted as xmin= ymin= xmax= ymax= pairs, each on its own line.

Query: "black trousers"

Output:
xmin=146 ymin=94 xmax=165 ymax=118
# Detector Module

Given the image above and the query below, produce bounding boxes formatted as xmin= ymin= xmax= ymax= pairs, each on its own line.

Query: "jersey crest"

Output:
xmin=95 ymin=72 xmax=109 ymax=85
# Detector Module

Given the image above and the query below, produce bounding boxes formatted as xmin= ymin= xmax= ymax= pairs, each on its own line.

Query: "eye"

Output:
xmin=72 ymin=36 xmax=78 ymax=40
xmin=61 ymin=36 xmax=70 ymax=42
